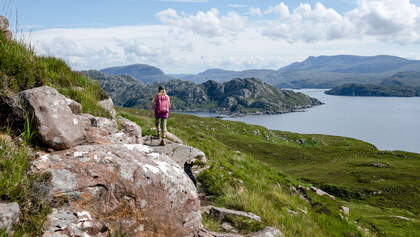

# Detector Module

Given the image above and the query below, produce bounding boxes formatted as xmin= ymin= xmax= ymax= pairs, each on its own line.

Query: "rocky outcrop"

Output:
xmin=32 ymin=144 xmax=201 ymax=236
xmin=85 ymin=71 xmax=323 ymax=115
xmin=19 ymin=86 xmax=86 ymax=150
xmin=80 ymin=114 xmax=143 ymax=146
xmin=98 ymin=98 xmax=117 ymax=119
xmin=143 ymin=137 xmax=206 ymax=167
xmin=0 ymin=15 xmax=12 ymax=40
xmin=119 ymin=117 xmax=143 ymax=144
xmin=0 ymin=202 xmax=20 ymax=233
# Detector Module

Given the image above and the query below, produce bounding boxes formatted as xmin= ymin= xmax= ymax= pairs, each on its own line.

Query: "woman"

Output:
xmin=149 ymin=86 xmax=171 ymax=145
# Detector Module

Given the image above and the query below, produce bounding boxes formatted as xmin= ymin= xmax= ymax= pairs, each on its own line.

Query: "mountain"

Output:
xmin=99 ymin=55 xmax=420 ymax=88
xmin=83 ymin=70 xmax=322 ymax=115
xmin=325 ymin=83 xmax=420 ymax=97
xmin=173 ymin=55 xmax=420 ymax=88
xmin=100 ymin=64 xmax=173 ymax=84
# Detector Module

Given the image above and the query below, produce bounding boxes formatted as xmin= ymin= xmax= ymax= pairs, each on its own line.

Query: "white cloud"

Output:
xmin=228 ymin=4 xmax=248 ymax=8
xmin=249 ymin=8 xmax=263 ymax=16
xmin=28 ymin=1 xmax=420 ymax=74
xmin=265 ymin=2 xmax=290 ymax=18
xmin=260 ymin=0 xmax=420 ymax=44
xmin=156 ymin=8 xmax=247 ymax=37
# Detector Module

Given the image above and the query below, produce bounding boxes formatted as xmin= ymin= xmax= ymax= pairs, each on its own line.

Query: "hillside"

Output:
xmin=100 ymin=64 xmax=173 ymax=83
xmin=326 ymin=83 xmax=420 ymax=97
xmin=120 ymin=108 xmax=420 ymax=237
xmin=83 ymin=70 xmax=322 ymax=115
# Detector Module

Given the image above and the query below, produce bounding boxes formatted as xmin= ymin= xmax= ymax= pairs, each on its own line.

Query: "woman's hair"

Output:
xmin=158 ymin=86 xmax=166 ymax=95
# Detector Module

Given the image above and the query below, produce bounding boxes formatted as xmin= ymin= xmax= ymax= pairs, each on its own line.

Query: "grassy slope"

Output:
xmin=0 ymin=34 xmax=110 ymax=118
xmin=120 ymin=108 xmax=420 ymax=237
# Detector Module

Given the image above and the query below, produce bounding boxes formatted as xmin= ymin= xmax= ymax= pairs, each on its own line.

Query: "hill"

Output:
xmin=83 ymin=70 xmax=322 ymax=115
xmin=100 ymin=63 xmax=173 ymax=84
xmin=326 ymin=83 xmax=420 ymax=97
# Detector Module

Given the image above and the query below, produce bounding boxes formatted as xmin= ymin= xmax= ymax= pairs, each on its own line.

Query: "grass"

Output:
xmin=119 ymin=107 xmax=420 ymax=236
xmin=0 ymin=135 xmax=51 ymax=236
xmin=0 ymin=34 xmax=110 ymax=118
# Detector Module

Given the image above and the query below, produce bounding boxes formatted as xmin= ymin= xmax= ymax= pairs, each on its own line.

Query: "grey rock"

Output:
xmin=98 ymin=98 xmax=116 ymax=119
xmin=166 ymin=131 xmax=184 ymax=144
xmin=42 ymin=208 xmax=106 ymax=237
xmin=19 ymin=86 xmax=86 ymax=150
xmin=119 ymin=117 xmax=143 ymax=144
xmin=222 ymin=222 xmax=238 ymax=233
xmin=31 ymin=144 xmax=201 ymax=236
xmin=0 ymin=202 xmax=20 ymax=233
xmin=311 ymin=186 xmax=335 ymax=200
xmin=0 ymin=15 xmax=9 ymax=30
xmin=143 ymin=137 xmax=207 ymax=167
xmin=203 ymin=206 xmax=261 ymax=223
xmin=247 ymin=226 xmax=284 ymax=237
xmin=80 ymin=115 xmax=142 ymax=145
xmin=65 ymin=98 xmax=82 ymax=114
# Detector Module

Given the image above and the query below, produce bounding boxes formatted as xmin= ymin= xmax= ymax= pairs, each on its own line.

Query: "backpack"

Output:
xmin=156 ymin=94 xmax=169 ymax=115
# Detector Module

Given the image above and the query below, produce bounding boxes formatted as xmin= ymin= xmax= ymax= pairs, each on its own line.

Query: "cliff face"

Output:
xmin=82 ymin=71 xmax=322 ymax=115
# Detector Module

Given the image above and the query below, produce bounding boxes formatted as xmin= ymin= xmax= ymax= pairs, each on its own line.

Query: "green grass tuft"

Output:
xmin=0 ymin=34 xmax=110 ymax=118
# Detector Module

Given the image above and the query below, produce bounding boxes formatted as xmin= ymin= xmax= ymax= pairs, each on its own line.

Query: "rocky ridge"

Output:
xmin=0 ymin=86 xmax=283 ymax=236
xmin=82 ymin=70 xmax=322 ymax=116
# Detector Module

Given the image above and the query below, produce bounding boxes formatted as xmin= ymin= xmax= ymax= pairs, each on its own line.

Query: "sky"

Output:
xmin=3 ymin=0 xmax=420 ymax=74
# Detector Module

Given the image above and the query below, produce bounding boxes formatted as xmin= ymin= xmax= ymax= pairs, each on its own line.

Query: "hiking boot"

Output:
xmin=160 ymin=139 xmax=166 ymax=146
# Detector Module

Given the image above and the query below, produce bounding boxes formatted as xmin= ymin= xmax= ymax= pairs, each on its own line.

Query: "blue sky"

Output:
xmin=3 ymin=0 xmax=420 ymax=73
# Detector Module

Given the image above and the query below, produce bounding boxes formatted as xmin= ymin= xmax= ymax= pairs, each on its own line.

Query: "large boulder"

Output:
xmin=0 ymin=202 xmax=20 ymax=233
xmin=31 ymin=144 xmax=201 ymax=236
xmin=19 ymin=86 xmax=86 ymax=150
xmin=119 ymin=117 xmax=143 ymax=144
xmin=79 ymin=114 xmax=142 ymax=145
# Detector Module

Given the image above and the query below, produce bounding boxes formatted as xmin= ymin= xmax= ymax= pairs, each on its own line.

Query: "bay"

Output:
xmin=183 ymin=89 xmax=420 ymax=154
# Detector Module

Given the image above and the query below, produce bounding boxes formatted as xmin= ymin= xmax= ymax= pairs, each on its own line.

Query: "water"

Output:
xmin=183 ymin=89 xmax=420 ymax=154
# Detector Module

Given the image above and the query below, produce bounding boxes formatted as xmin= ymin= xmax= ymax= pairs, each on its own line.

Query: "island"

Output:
xmin=325 ymin=83 xmax=420 ymax=97
xmin=81 ymin=70 xmax=323 ymax=116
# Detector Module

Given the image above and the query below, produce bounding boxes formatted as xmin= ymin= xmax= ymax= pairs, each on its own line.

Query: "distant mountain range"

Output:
xmin=99 ymin=55 xmax=420 ymax=88
xmin=82 ymin=70 xmax=322 ymax=115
